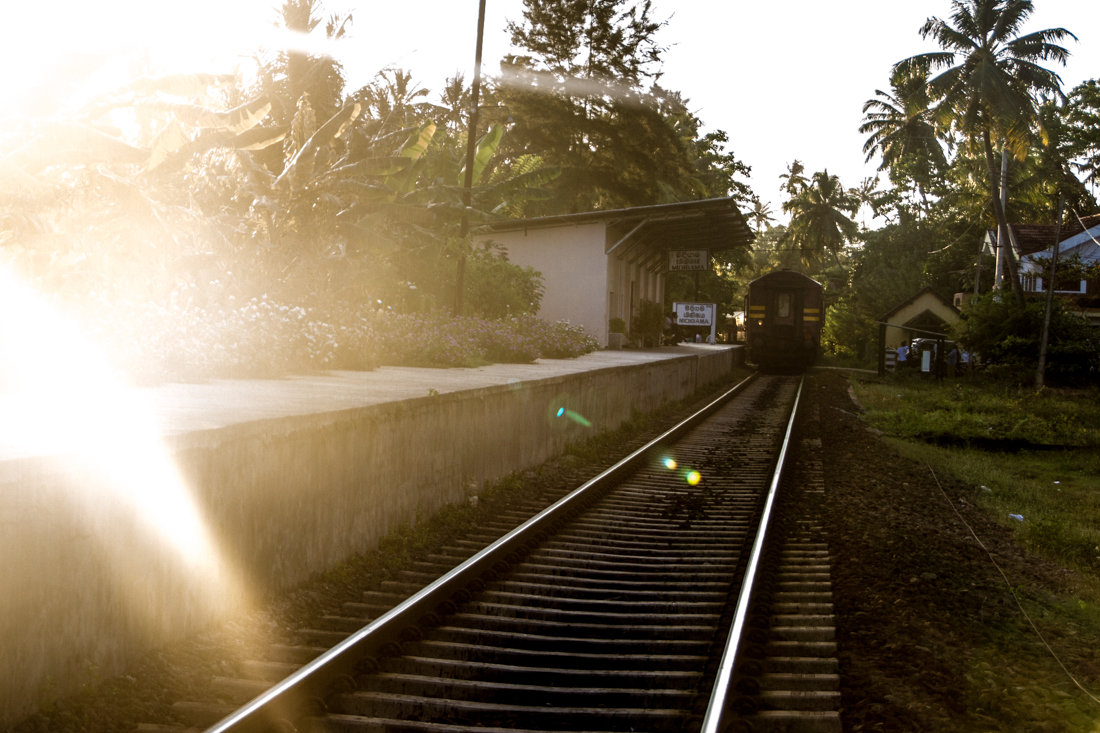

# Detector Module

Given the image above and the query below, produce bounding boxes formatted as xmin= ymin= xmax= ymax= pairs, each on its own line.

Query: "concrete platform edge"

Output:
xmin=0 ymin=347 xmax=736 ymax=725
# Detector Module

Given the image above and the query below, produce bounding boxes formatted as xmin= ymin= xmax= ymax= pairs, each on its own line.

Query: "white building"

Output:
xmin=1019 ymin=218 xmax=1100 ymax=296
xmin=475 ymin=198 xmax=754 ymax=347
xmin=981 ymin=214 xmax=1100 ymax=325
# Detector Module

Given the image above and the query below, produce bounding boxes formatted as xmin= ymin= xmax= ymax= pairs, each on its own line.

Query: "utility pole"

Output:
xmin=453 ymin=0 xmax=487 ymax=317
xmin=993 ymin=147 xmax=1009 ymax=288
xmin=1035 ymin=193 xmax=1066 ymax=390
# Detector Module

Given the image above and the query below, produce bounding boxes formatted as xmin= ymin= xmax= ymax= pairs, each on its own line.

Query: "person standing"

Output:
xmin=896 ymin=342 xmax=909 ymax=371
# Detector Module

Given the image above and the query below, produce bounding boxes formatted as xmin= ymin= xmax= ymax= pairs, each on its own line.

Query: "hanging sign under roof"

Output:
xmin=668 ymin=249 xmax=709 ymax=271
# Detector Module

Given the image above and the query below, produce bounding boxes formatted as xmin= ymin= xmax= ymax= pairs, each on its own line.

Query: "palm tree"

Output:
xmin=748 ymin=196 xmax=776 ymax=232
xmin=1065 ymin=80 xmax=1100 ymax=189
xmin=782 ymin=170 xmax=859 ymax=271
xmin=850 ymin=177 xmax=881 ymax=227
xmin=1030 ymin=99 xmax=1098 ymax=218
xmin=859 ymin=67 xmax=946 ymax=203
xmin=779 ymin=159 xmax=807 ymax=197
xmin=895 ymin=0 xmax=1076 ymax=307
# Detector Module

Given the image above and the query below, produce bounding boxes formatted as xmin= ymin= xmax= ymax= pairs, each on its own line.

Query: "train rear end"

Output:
xmin=746 ymin=271 xmax=823 ymax=372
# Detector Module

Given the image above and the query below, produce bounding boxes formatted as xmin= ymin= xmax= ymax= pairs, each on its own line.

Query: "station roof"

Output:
xmin=484 ymin=197 xmax=755 ymax=273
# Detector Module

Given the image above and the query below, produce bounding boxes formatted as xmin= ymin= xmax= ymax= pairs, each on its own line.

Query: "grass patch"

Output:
xmin=817 ymin=353 xmax=877 ymax=371
xmin=853 ymin=375 xmax=1100 ymax=597
xmin=883 ymin=438 xmax=1100 ymax=605
xmin=962 ymin=606 xmax=1100 ymax=731
xmin=850 ymin=375 xmax=1100 ymax=726
xmin=855 ymin=376 xmax=1100 ymax=448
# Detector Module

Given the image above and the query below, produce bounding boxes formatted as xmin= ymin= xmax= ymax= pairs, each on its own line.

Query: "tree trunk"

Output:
xmin=982 ymin=131 xmax=1026 ymax=309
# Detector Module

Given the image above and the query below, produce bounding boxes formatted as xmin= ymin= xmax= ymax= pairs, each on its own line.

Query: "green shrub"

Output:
xmin=953 ymin=293 xmax=1100 ymax=386
xmin=630 ymin=300 xmax=665 ymax=347
xmin=462 ymin=245 xmax=545 ymax=319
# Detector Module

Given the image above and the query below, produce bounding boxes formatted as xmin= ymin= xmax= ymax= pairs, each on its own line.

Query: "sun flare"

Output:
xmin=0 ymin=268 xmax=218 ymax=568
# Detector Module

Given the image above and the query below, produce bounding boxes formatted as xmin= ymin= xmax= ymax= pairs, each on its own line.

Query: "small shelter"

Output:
xmin=876 ymin=287 xmax=960 ymax=373
xmin=475 ymin=198 xmax=754 ymax=346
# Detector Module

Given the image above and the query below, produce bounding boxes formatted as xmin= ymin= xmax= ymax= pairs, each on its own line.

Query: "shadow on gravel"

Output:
xmin=916 ymin=435 xmax=1079 ymax=452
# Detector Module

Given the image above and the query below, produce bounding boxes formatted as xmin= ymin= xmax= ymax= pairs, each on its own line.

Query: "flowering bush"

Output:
xmin=512 ymin=315 xmax=600 ymax=359
xmin=65 ymin=295 xmax=597 ymax=385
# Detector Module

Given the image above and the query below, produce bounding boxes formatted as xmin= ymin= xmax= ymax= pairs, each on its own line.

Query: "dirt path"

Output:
xmin=806 ymin=371 xmax=1099 ymax=732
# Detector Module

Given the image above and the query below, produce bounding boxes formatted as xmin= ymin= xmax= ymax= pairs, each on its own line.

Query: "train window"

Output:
xmin=777 ymin=292 xmax=791 ymax=318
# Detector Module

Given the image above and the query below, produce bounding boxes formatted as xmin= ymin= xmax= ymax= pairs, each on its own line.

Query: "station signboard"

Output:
xmin=668 ymin=250 xmax=709 ymax=271
xmin=673 ymin=302 xmax=715 ymax=326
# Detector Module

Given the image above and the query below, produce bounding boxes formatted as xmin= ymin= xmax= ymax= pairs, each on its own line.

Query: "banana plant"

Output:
xmin=1 ymin=74 xmax=287 ymax=174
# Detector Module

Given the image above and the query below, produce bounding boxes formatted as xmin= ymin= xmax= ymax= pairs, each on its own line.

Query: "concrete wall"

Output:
xmin=0 ymin=349 xmax=732 ymax=726
xmin=481 ymin=224 xmax=610 ymax=346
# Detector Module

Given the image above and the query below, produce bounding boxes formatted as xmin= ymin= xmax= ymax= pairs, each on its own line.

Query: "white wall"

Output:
xmin=481 ymin=223 xmax=610 ymax=345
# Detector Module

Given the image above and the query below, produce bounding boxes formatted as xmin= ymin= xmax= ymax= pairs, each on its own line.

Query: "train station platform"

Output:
xmin=0 ymin=344 xmax=741 ymax=724
xmin=0 ymin=345 xmax=733 ymax=460
xmin=145 ymin=344 xmax=734 ymax=441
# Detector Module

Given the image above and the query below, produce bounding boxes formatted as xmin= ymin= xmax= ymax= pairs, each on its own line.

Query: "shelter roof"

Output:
xmin=880 ymin=286 xmax=960 ymax=322
xmin=484 ymin=198 xmax=755 ymax=273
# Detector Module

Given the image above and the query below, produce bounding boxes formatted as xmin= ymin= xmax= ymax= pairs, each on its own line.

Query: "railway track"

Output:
xmin=151 ymin=373 xmax=839 ymax=733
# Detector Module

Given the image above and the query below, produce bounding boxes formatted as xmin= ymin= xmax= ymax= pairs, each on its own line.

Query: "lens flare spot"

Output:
xmin=686 ymin=470 xmax=702 ymax=486
xmin=563 ymin=410 xmax=592 ymax=427
xmin=663 ymin=457 xmax=677 ymax=470
xmin=556 ymin=407 xmax=565 ymax=417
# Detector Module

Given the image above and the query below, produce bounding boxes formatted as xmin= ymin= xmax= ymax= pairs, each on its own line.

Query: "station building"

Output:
xmin=476 ymin=198 xmax=755 ymax=347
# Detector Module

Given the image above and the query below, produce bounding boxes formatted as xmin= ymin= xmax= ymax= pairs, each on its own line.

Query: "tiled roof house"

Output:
xmin=981 ymin=213 xmax=1100 ymax=324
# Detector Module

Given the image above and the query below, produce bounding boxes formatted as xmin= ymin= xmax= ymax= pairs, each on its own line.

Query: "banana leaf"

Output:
xmin=0 ymin=161 xmax=48 ymax=194
xmin=323 ymin=157 xmax=411 ymax=179
xmin=425 ymin=200 xmax=494 ymax=222
xmin=146 ymin=126 xmax=288 ymax=172
xmin=362 ymin=125 xmax=419 ymax=153
xmin=127 ymin=73 xmax=234 ymax=98
xmin=231 ymin=125 xmax=289 ymax=151
xmin=399 ymin=122 xmax=437 ymax=160
xmin=324 ymin=180 xmax=393 ymax=198
xmin=475 ymin=165 xmax=561 ymax=200
xmin=136 ymin=97 xmax=271 ymax=132
xmin=146 ymin=121 xmax=190 ymax=171
xmin=275 ymin=103 xmax=362 ymax=190
xmin=458 ymin=124 xmax=503 ymax=185
xmin=378 ymin=123 xmax=438 ymax=196
xmin=5 ymin=121 xmax=148 ymax=171
xmin=342 ymin=201 xmax=436 ymax=227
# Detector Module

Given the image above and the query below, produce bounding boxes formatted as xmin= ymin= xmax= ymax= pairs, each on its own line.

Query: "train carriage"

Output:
xmin=746 ymin=270 xmax=823 ymax=371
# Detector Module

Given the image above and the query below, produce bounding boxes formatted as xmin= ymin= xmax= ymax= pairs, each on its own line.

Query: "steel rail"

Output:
xmin=203 ymin=371 xmax=760 ymax=733
xmin=699 ymin=374 xmax=805 ymax=733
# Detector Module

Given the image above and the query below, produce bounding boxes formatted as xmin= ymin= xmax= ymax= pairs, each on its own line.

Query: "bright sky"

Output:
xmin=5 ymin=0 xmax=1099 ymax=222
